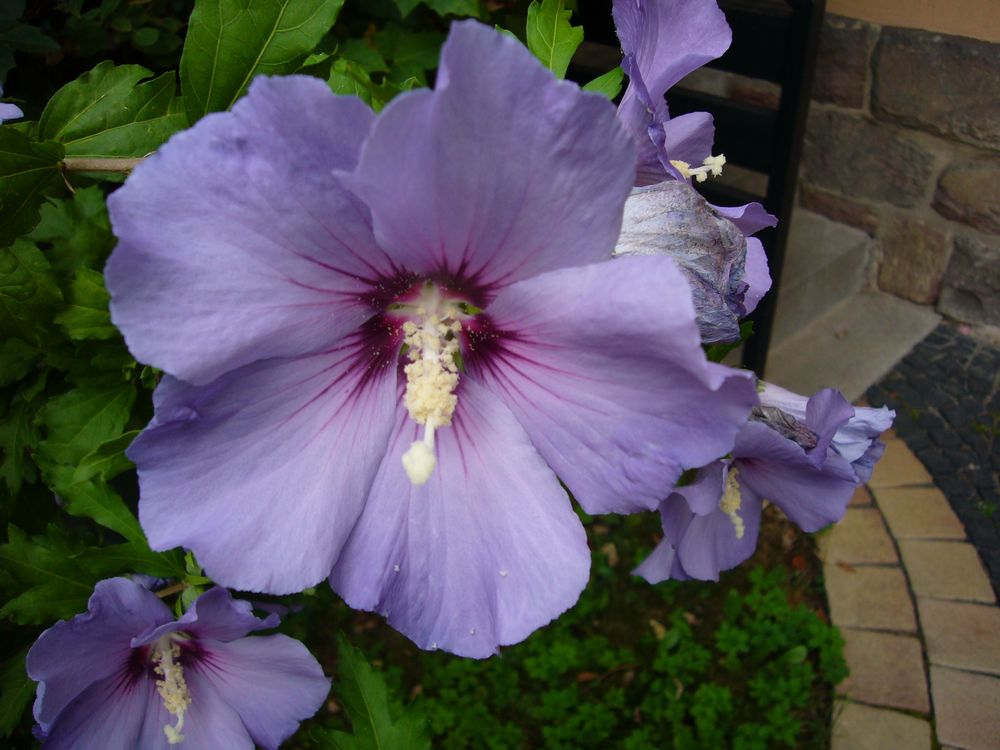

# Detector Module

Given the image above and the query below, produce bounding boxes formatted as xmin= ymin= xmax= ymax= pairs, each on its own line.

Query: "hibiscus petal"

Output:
xmin=736 ymin=422 xmax=858 ymax=531
xmin=663 ymin=111 xmax=716 ymax=167
xmin=133 ymin=588 xmax=279 ymax=647
xmin=344 ymin=21 xmax=635 ymax=290
xmin=132 ymin=337 xmax=399 ymax=594
xmin=675 ymin=461 xmax=727 ymax=516
xmin=472 ymin=255 xmax=758 ymax=515
xmin=676 ymin=492 xmax=762 ymax=580
xmin=633 ymin=498 xmax=694 ymax=583
xmin=712 ymin=202 xmax=778 ymax=236
xmin=804 ymin=388 xmax=856 ymax=461
xmin=330 ymin=379 xmax=590 ymax=658
xmin=39 ymin=670 xmax=152 ymax=750
xmin=192 ymin=635 xmax=330 ymax=750
xmin=107 ymin=75 xmax=387 ymax=386
xmin=27 ymin=578 xmax=172 ymax=731
xmin=742 ymin=237 xmax=771 ymax=314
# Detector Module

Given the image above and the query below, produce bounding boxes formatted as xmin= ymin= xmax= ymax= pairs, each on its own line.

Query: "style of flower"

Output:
xmin=27 ymin=578 xmax=329 ymax=749
xmin=635 ymin=385 xmax=894 ymax=582
xmin=0 ymin=83 xmax=23 ymax=123
xmin=105 ymin=21 xmax=758 ymax=658
xmin=612 ymin=0 xmax=778 ymax=343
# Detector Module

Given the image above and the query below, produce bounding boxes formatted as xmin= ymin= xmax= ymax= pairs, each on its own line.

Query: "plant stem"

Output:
xmin=155 ymin=582 xmax=188 ymax=599
xmin=61 ymin=156 xmax=145 ymax=173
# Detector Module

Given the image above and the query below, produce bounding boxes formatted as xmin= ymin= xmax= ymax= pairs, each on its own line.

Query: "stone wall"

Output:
xmin=799 ymin=16 xmax=1000 ymax=326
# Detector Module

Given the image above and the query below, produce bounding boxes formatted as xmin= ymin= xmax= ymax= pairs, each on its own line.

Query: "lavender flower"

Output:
xmin=105 ymin=21 xmax=757 ymax=657
xmin=635 ymin=385 xmax=894 ymax=582
xmin=0 ymin=83 xmax=23 ymax=123
xmin=612 ymin=0 xmax=778 ymax=342
xmin=27 ymin=578 xmax=329 ymax=749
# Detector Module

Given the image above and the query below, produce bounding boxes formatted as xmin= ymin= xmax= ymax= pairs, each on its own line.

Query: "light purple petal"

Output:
xmin=27 ymin=578 xmax=172 ymax=731
xmin=615 ymin=0 xmax=731 ymax=173
xmin=0 ymin=102 xmax=22 ymax=122
xmin=735 ymin=422 xmax=858 ymax=531
xmin=193 ymin=635 xmax=330 ymax=750
xmin=712 ymin=202 xmax=778 ymax=236
xmin=674 ymin=461 xmax=727 ymax=516
xmin=804 ymin=388 xmax=856 ymax=460
xmin=133 ymin=588 xmax=279 ymax=647
xmin=676 ymin=492 xmax=762 ymax=580
xmin=472 ymin=255 xmax=758 ymax=515
xmin=132 ymin=338 xmax=399 ymax=594
xmin=663 ymin=111 xmax=716 ymax=167
xmin=107 ymin=75 xmax=387 ymax=386
xmin=40 ymin=670 xmax=152 ymax=750
xmin=742 ymin=237 xmax=771 ymax=314
xmin=331 ymin=379 xmax=590 ymax=658
xmin=633 ymin=497 xmax=694 ymax=583
xmin=831 ymin=407 xmax=895 ymax=463
xmin=343 ymin=20 xmax=635 ymax=290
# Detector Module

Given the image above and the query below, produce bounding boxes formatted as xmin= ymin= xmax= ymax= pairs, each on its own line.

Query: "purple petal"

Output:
xmin=132 ymin=338 xmax=399 ymax=594
xmin=831 ymin=407 xmax=895 ymax=464
xmin=27 ymin=578 xmax=172 ymax=731
xmin=663 ymin=112 xmax=716 ymax=168
xmin=133 ymin=588 xmax=279 ymax=647
xmin=674 ymin=461 xmax=727 ymax=515
xmin=343 ymin=21 xmax=635 ymax=290
xmin=735 ymin=422 xmax=858 ymax=531
xmin=40 ymin=670 xmax=152 ymax=750
xmin=137 ymin=669 xmax=253 ymax=750
xmin=742 ymin=238 xmax=771 ymax=314
xmin=676 ymin=492 xmax=762 ymax=580
xmin=0 ymin=102 xmax=22 ymax=123
xmin=192 ymin=635 xmax=330 ymax=750
xmin=633 ymin=498 xmax=694 ymax=583
xmin=471 ymin=255 xmax=758 ymax=514
xmin=804 ymin=388 xmax=856 ymax=460
xmin=330 ymin=379 xmax=590 ymax=658
xmin=712 ymin=202 xmax=778 ymax=236
xmin=107 ymin=75 xmax=386 ymax=386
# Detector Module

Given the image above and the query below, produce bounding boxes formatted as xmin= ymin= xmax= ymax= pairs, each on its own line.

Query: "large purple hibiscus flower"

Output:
xmin=105 ymin=21 xmax=757 ymax=657
xmin=635 ymin=385 xmax=894 ymax=582
xmin=612 ymin=0 xmax=778 ymax=342
xmin=27 ymin=579 xmax=329 ymax=749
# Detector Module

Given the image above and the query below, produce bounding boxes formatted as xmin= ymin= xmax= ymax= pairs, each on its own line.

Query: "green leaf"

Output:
xmin=526 ymin=0 xmax=583 ymax=79
xmin=0 ymin=395 xmax=39 ymax=495
xmin=36 ymin=375 xmax=136 ymax=466
xmin=27 ymin=186 xmax=115 ymax=274
xmin=38 ymin=61 xmax=185 ymax=158
xmin=0 ymin=129 xmax=64 ymax=246
xmin=422 ymin=0 xmax=480 ymax=17
xmin=76 ymin=542 xmax=186 ymax=580
xmin=328 ymin=60 xmax=378 ymax=107
xmin=390 ymin=0 xmax=422 ymax=17
xmin=54 ymin=267 xmax=117 ymax=340
xmin=583 ymin=67 xmax=625 ymax=100
xmin=180 ymin=0 xmax=346 ymax=124
xmin=374 ymin=25 xmax=444 ymax=81
xmin=318 ymin=636 xmax=432 ymax=750
xmin=340 ymin=39 xmax=388 ymax=74
xmin=72 ymin=429 xmax=138 ymax=484
xmin=39 ymin=459 xmax=142 ymax=542
xmin=0 ymin=239 xmax=62 ymax=345
xmin=0 ymin=648 xmax=33 ymax=738
xmin=704 ymin=321 xmax=754 ymax=363
xmin=0 ymin=337 xmax=37 ymax=387
xmin=0 ymin=525 xmax=95 ymax=624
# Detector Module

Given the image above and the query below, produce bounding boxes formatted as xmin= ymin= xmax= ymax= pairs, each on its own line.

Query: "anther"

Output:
xmin=719 ymin=468 xmax=745 ymax=539
xmin=670 ymin=154 xmax=726 ymax=183
xmin=153 ymin=635 xmax=191 ymax=745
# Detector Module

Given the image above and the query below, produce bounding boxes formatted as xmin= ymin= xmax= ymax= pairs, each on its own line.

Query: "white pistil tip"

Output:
xmin=402 ymin=440 xmax=436 ymax=485
xmin=153 ymin=637 xmax=191 ymax=745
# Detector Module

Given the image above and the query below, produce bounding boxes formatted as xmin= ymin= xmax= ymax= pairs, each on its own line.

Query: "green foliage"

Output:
xmin=0 ymin=1 xmax=58 ymax=79
xmin=38 ymin=61 xmax=186 ymax=158
xmin=54 ymin=268 xmax=117 ymax=341
xmin=393 ymin=0 xmax=481 ymax=18
xmin=312 ymin=636 xmax=431 ymax=750
xmin=180 ymin=0 xmax=346 ymax=123
xmin=0 ymin=130 xmax=64 ymax=247
xmin=583 ymin=67 xmax=625 ymax=100
xmin=705 ymin=321 xmax=755 ymax=363
xmin=525 ymin=0 xmax=583 ymax=78
xmin=0 ymin=647 xmax=33 ymax=737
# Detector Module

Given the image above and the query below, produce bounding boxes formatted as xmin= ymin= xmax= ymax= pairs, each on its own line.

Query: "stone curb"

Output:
xmin=822 ymin=436 xmax=1000 ymax=750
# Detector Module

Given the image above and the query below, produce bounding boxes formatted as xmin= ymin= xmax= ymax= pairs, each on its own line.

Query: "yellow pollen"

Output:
xmin=670 ymin=153 xmax=726 ymax=183
xmin=719 ymin=468 xmax=745 ymax=539
xmin=400 ymin=288 xmax=463 ymax=485
xmin=153 ymin=636 xmax=191 ymax=745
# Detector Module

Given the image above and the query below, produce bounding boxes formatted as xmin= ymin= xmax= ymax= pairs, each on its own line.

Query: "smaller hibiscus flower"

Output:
xmin=27 ymin=578 xmax=329 ymax=749
xmin=635 ymin=385 xmax=894 ymax=582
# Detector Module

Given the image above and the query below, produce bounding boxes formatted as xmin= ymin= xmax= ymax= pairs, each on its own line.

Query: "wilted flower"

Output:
xmin=635 ymin=385 xmax=894 ymax=582
xmin=106 ymin=21 xmax=757 ymax=657
xmin=27 ymin=578 xmax=329 ymax=749
xmin=0 ymin=83 xmax=23 ymax=123
xmin=612 ymin=0 xmax=777 ymax=343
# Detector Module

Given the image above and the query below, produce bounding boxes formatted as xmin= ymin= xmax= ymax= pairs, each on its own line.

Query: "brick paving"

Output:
xmin=823 ymin=432 xmax=1000 ymax=750
xmin=867 ymin=323 xmax=1000 ymax=596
